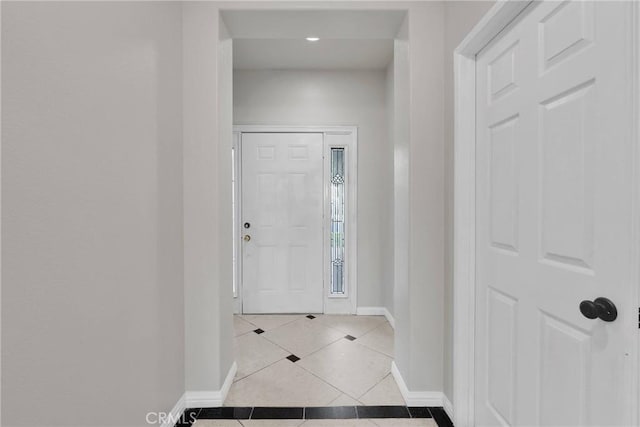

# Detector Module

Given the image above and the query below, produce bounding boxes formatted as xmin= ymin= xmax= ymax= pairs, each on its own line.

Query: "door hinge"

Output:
xmin=637 ymin=307 xmax=640 ymax=329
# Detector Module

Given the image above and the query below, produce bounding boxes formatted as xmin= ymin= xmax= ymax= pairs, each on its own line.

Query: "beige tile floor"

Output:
xmin=225 ymin=315 xmax=408 ymax=408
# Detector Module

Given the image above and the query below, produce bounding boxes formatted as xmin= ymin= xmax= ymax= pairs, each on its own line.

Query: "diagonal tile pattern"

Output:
xmin=315 ymin=314 xmax=387 ymax=337
xmin=262 ymin=318 xmax=345 ymax=357
xmin=228 ymin=314 xmax=403 ymax=408
xmin=225 ymin=359 xmax=342 ymax=407
xmin=297 ymin=339 xmax=392 ymax=399
xmin=327 ymin=394 xmax=363 ymax=407
xmin=240 ymin=314 xmax=302 ymax=331
xmin=234 ymin=316 xmax=258 ymax=337
xmin=359 ymin=374 xmax=406 ymax=406
xmin=357 ymin=323 xmax=394 ymax=357
xmin=234 ymin=333 xmax=289 ymax=380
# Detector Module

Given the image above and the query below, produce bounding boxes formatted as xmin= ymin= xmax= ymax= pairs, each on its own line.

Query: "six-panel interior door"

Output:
xmin=475 ymin=2 xmax=635 ymax=426
xmin=241 ymin=132 xmax=324 ymax=314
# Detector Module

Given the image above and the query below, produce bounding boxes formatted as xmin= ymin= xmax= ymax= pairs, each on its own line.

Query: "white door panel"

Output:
xmin=476 ymin=2 xmax=634 ymax=426
xmin=242 ymin=133 xmax=324 ymax=314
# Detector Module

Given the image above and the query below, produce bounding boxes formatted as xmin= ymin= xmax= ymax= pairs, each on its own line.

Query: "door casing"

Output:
xmin=452 ymin=1 xmax=640 ymax=426
xmin=233 ymin=125 xmax=358 ymax=315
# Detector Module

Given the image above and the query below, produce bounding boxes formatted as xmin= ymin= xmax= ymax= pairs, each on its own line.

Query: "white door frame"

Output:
xmin=233 ymin=125 xmax=358 ymax=315
xmin=452 ymin=2 xmax=640 ymax=426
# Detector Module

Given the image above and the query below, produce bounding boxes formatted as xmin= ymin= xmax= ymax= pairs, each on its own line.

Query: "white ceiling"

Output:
xmin=233 ymin=38 xmax=394 ymax=70
xmin=221 ymin=10 xmax=406 ymax=40
xmin=222 ymin=9 xmax=404 ymax=70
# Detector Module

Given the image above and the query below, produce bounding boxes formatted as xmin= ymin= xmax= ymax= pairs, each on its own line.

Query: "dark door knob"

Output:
xmin=579 ymin=297 xmax=617 ymax=322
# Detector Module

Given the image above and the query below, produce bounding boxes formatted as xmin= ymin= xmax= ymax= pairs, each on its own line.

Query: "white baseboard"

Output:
xmin=443 ymin=393 xmax=454 ymax=420
xmin=220 ymin=361 xmax=238 ymax=402
xmin=391 ymin=361 xmax=444 ymax=407
xmin=184 ymin=361 xmax=237 ymax=408
xmin=356 ymin=306 xmax=395 ymax=329
xmin=161 ymin=393 xmax=186 ymax=427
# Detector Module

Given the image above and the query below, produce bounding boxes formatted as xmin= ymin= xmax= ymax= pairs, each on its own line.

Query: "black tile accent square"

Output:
xmin=356 ymin=406 xmax=410 ymax=419
xmin=429 ymin=407 xmax=454 ymax=427
xmin=286 ymin=354 xmax=300 ymax=363
xmin=197 ymin=407 xmax=252 ymax=420
xmin=344 ymin=335 xmax=357 ymax=341
xmin=306 ymin=315 xmax=316 ymax=319
xmin=408 ymin=407 xmax=432 ymax=418
xmin=253 ymin=328 xmax=265 ymax=334
xmin=251 ymin=407 xmax=304 ymax=419
xmin=173 ymin=408 xmax=201 ymax=427
xmin=305 ymin=406 xmax=357 ymax=419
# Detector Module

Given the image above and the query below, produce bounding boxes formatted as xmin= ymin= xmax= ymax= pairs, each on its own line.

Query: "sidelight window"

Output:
xmin=330 ymin=148 xmax=346 ymax=295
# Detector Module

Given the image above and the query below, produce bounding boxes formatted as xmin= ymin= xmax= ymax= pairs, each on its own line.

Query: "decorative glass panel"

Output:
xmin=330 ymin=148 xmax=346 ymax=294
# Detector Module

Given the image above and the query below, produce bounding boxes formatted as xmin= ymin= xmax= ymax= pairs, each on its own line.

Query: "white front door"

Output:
xmin=476 ymin=2 xmax=636 ymax=426
xmin=241 ymin=132 xmax=324 ymax=314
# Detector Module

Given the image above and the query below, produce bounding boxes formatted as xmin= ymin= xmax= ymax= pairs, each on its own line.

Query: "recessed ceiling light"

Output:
xmin=306 ymin=37 xmax=320 ymax=42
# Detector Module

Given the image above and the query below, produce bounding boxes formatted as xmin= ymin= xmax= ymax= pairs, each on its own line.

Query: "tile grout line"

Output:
xmin=354 ymin=371 xmax=394 ymax=402
xmin=255 ymin=317 xmax=345 ymax=360
xmin=230 ymin=352 xmax=289 ymax=385
xmin=314 ymin=317 xmax=388 ymax=339
xmin=234 ymin=316 xmax=261 ymax=334
xmin=352 ymin=339 xmax=394 ymax=361
xmin=238 ymin=314 xmax=305 ymax=331
xmin=287 ymin=334 xmax=346 ymax=360
xmin=289 ymin=362 xmax=349 ymax=405
xmin=355 ymin=322 xmax=395 ymax=357
xmin=424 ymin=407 xmax=433 ymax=420
xmin=327 ymin=392 xmax=363 ymax=407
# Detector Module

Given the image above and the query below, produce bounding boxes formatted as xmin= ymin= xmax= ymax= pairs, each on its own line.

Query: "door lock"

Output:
xmin=243 ymin=235 xmax=251 ymax=242
xmin=579 ymin=297 xmax=617 ymax=322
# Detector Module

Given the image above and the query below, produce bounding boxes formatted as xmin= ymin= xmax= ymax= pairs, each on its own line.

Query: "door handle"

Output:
xmin=243 ymin=235 xmax=251 ymax=242
xmin=579 ymin=297 xmax=617 ymax=322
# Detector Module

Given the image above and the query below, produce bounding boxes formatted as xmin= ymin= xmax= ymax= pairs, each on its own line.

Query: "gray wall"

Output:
xmin=384 ymin=61 xmax=395 ymax=316
xmin=392 ymin=14 xmax=411 ymax=382
xmin=442 ymin=0 xmax=495 ymax=403
xmin=233 ymin=69 xmax=393 ymax=309
xmin=393 ymin=1 xmax=448 ymax=393
xmin=408 ymin=2 xmax=446 ymax=392
xmin=2 ymin=2 xmax=184 ymax=426
xmin=183 ymin=2 xmax=234 ymax=393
